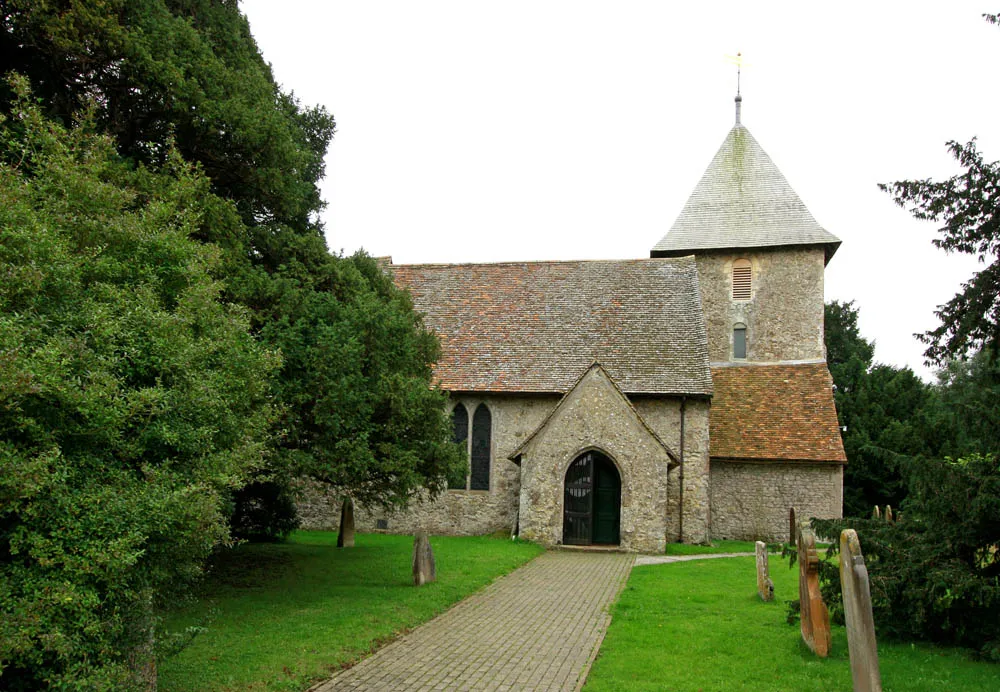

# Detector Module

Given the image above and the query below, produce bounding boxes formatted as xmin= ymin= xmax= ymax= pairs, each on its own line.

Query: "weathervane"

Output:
xmin=725 ymin=51 xmax=749 ymax=125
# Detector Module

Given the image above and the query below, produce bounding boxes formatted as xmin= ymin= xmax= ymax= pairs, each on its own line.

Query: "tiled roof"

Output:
xmin=709 ymin=363 xmax=846 ymax=463
xmin=651 ymin=125 xmax=841 ymax=261
xmin=392 ymin=258 xmax=713 ymax=395
xmin=508 ymin=363 xmax=679 ymax=465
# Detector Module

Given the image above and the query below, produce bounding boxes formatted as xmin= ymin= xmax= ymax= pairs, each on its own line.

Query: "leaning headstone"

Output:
xmin=884 ymin=505 xmax=894 ymax=523
xmin=840 ymin=529 xmax=882 ymax=692
xmin=755 ymin=541 xmax=774 ymax=601
xmin=336 ymin=498 xmax=355 ymax=548
xmin=412 ymin=532 xmax=436 ymax=586
xmin=872 ymin=505 xmax=881 ymax=521
xmin=789 ymin=507 xmax=797 ymax=546
xmin=797 ymin=522 xmax=831 ymax=657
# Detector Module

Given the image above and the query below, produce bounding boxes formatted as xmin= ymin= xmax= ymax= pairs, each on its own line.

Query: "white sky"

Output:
xmin=240 ymin=1 xmax=1000 ymax=381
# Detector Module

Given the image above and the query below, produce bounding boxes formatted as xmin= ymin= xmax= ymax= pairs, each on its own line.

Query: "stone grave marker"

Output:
xmin=840 ymin=529 xmax=882 ymax=692
xmin=412 ymin=532 xmax=436 ymax=586
xmin=884 ymin=505 xmax=894 ymax=523
xmin=872 ymin=505 xmax=881 ymax=520
xmin=755 ymin=541 xmax=774 ymax=601
xmin=797 ymin=522 xmax=831 ymax=657
xmin=337 ymin=497 xmax=355 ymax=548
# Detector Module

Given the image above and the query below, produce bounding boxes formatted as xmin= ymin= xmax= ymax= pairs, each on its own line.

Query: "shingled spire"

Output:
xmin=650 ymin=99 xmax=841 ymax=263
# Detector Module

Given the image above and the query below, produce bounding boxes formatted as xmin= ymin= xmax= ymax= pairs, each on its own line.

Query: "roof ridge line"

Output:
xmin=392 ymin=256 xmax=697 ymax=269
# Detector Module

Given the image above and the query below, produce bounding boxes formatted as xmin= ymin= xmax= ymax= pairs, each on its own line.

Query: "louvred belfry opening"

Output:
xmin=732 ymin=259 xmax=752 ymax=300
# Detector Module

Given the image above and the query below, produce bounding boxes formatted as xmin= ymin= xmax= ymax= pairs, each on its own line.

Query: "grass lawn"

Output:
xmin=158 ymin=531 xmax=543 ymax=691
xmin=584 ymin=556 xmax=1000 ymax=691
xmin=664 ymin=539 xmax=763 ymax=555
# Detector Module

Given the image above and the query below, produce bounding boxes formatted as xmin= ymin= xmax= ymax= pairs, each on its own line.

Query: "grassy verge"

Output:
xmin=664 ymin=539 xmax=765 ymax=555
xmin=158 ymin=531 xmax=543 ymax=691
xmin=584 ymin=555 xmax=999 ymax=691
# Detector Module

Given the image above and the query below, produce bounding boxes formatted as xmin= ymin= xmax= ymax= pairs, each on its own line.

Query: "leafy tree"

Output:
xmin=931 ymin=350 xmax=1000 ymax=457
xmin=825 ymin=301 xmax=936 ymax=516
xmin=812 ymin=453 xmax=1000 ymax=661
xmin=0 ymin=0 xmax=461 ymax=510
xmin=0 ymin=79 xmax=277 ymax=688
xmin=262 ymin=253 xmax=461 ymax=507
xmin=879 ymin=14 xmax=1000 ymax=365
xmin=0 ymin=0 xmax=334 ymax=233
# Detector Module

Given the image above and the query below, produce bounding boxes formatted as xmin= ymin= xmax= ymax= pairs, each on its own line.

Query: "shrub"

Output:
xmin=229 ymin=480 xmax=301 ymax=543
xmin=0 ymin=79 xmax=277 ymax=688
xmin=810 ymin=453 xmax=1000 ymax=660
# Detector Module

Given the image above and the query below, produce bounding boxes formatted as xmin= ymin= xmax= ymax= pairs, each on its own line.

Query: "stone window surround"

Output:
xmin=447 ymin=399 xmax=494 ymax=493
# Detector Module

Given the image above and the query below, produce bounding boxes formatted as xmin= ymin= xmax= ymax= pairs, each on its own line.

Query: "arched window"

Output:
xmin=732 ymin=259 xmax=752 ymax=301
xmin=470 ymin=404 xmax=492 ymax=491
xmin=448 ymin=404 xmax=469 ymax=489
xmin=733 ymin=322 xmax=747 ymax=360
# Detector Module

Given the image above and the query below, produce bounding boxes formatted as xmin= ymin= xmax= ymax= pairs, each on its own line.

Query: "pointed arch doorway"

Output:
xmin=563 ymin=451 xmax=621 ymax=546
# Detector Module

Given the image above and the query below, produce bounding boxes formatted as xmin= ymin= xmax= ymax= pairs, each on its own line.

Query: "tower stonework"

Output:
xmin=651 ymin=103 xmax=846 ymax=541
xmin=694 ymin=247 xmax=826 ymax=364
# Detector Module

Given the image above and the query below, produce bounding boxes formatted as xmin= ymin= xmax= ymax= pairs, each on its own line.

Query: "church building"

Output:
xmin=303 ymin=97 xmax=847 ymax=552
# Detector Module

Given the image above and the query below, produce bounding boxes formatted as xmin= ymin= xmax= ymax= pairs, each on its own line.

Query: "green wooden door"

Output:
xmin=592 ymin=456 xmax=620 ymax=545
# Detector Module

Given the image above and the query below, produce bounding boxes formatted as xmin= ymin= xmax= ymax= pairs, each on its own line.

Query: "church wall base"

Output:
xmin=709 ymin=461 xmax=843 ymax=542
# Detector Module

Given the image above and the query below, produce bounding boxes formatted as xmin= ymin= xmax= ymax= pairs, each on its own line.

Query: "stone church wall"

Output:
xmin=631 ymin=397 xmax=711 ymax=544
xmin=297 ymin=390 xmax=716 ymax=551
xmin=515 ymin=368 xmax=678 ymax=553
xmin=696 ymin=247 xmax=826 ymax=363
xmin=709 ymin=461 xmax=843 ymax=541
xmin=298 ymin=394 xmax=559 ymax=536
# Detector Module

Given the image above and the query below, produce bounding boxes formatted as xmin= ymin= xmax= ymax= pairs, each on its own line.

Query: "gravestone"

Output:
xmin=840 ymin=529 xmax=882 ymax=692
xmin=789 ymin=507 xmax=797 ymax=546
xmin=412 ymin=532 xmax=436 ymax=586
xmin=755 ymin=541 xmax=774 ymax=601
xmin=884 ymin=505 xmax=894 ymax=523
xmin=797 ymin=522 xmax=831 ymax=657
xmin=872 ymin=505 xmax=881 ymax=520
xmin=336 ymin=498 xmax=355 ymax=548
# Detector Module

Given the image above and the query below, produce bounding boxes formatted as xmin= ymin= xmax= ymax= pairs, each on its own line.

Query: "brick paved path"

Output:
xmin=312 ymin=551 xmax=634 ymax=691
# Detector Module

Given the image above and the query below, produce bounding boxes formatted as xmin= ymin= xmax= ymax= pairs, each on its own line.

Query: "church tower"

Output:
xmin=650 ymin=94 xmax=846 ymax=541
xmin=650 ymin=95 xmax=841 ymax=364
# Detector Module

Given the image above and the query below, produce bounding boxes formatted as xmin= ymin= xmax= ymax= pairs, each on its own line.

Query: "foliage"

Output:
xmin=1 ymin=0 xmax=462 ymax=510
xmin=0 ymin=79 xmax=277 ymax=688
xmin=0 ymin=0 xmax=334 ymax=233
xmin=811 ymin=453 xmax=1000 ymax=661
xmin=261 ymin=252 xmax=463 ymax=507
xmin=228 ymin=480 xmax=300 ymax=543
xmin=878 ymin=17 xmax=1000 ymax=364
xmin=159 ymin=531 xmax=544 ymax=691
xmin=825 ymin=301 xmax=939 ymax=516
xmin=931 ymin=350 xmax=1000 ymax=457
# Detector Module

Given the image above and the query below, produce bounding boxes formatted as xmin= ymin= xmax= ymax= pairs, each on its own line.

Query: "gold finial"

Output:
xmin=724 ymin=52 xmax=749 ymax=125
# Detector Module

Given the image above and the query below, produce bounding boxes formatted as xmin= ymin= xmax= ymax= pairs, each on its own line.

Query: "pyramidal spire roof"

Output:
xmin=651 ymin=103 xmax=841 ymax=262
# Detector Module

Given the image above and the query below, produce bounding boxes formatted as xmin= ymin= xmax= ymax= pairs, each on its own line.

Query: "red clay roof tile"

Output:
xmin=392 ymin=258 xmax=712 ymax=395
xmin=709 ymin=363 xmax=846 ymax=463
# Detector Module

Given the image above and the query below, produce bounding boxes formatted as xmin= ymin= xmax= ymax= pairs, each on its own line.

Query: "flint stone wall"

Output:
xmin=298 ymin=395 xmax=557 ymax=536
xmin=298 ymin=385 xmax=713 ymax=551
xmin=632 ymin=397 xmax=711 ymax=544
xmin=696 ymin=247 xmax=826 ymax=363
xmin=709 ymin=460 xmax=843 ymax=541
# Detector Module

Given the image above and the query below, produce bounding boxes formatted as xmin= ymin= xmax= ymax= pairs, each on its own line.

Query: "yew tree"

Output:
xmin=0 ymin=0 xmax=461 ymax=511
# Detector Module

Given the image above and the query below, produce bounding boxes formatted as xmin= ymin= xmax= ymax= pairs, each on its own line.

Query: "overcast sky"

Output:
xmin=240 ymin=1 xmax=999 ymax=381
